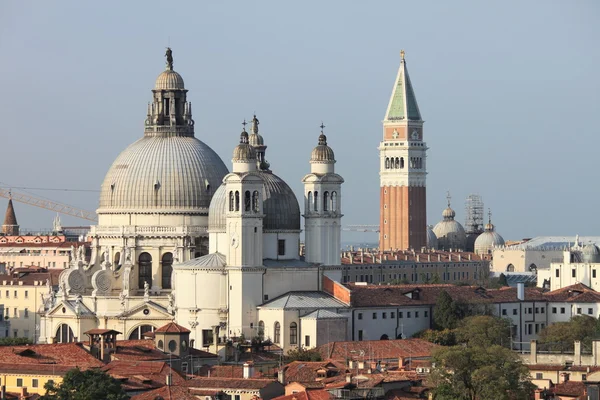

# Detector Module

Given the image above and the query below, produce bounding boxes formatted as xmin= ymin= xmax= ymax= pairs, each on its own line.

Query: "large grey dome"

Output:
xmin=433 ymin=205 xmax=467 ymax=251
xmin=208 ymin=171 xmax=301 ymax=231
xmin=98 ymin=136 xmax=228 ymax=213
xmin=426 ymin=225 xmax=438 ymax=249
xmin=582 ymin=242 xmax=600 ymax=263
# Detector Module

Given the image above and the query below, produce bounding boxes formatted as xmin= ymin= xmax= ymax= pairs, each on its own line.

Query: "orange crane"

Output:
xmin=0 ymin=188 xmax=98 ymax=222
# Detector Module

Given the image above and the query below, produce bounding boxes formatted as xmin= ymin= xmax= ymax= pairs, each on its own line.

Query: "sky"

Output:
xmin=0 ymin=1 xmax=598 ymax=244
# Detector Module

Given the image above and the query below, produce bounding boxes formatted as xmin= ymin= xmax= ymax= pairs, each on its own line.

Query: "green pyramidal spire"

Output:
xmin=384 ymin=51 xmax=422 ymax=121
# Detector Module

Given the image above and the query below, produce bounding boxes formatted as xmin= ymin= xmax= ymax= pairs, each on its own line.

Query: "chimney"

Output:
xmin=468 ymin=254 xmax=472 ymax=261
xmin=517 ymin=282 xmax=525 ymax=301
xmin=278 ymin=368 xmax=286 ymax=384
xmin=243 ymin=361 xmax=255 ymax=379
xmin=1 ymin=385 xmax=5 ymax=400
xmin=360 ymin=251 xmax=364 ymax=263
xmin=458 ymin=254 xmax=462 ymax=261
xmin=349 ymin=254 xmax=354 ymax=264
xmin=166 ymin=374 xmax=173 ymax=386
xmin=100 ymin=334 xmax=105 ymax=362
xmin=399 ymin=356 xmax=405 ymax=370
xmin=358 ymin=361 xmax=364 ymax=370
xmin=534 ymin=389 xmax=544 ymax=400
xmin=348 ymin=360 xmax=354 ymax=369
xmin=20 ymin=387 xmax=27 ymax=398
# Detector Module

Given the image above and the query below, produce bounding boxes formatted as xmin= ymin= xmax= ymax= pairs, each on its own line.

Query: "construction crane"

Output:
xmin=343 ymin=224 xmax=380 ymax=232
xmin=0 ymin=188 xmax=98 ymax=222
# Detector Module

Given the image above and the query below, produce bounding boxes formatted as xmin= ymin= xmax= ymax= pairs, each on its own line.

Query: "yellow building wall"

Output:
xmin=0 ymin=373 xmax=63 ymax=395
xmin=0 ymin=282 xmax=47 ymax=341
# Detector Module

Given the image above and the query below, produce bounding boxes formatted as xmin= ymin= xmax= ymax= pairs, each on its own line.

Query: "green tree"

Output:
xmin=538 ymin=315 xmax=600 ymax=351
xmin=430 ymin=345 xmax=534 ymax=400
xmin=0 ymin=337 xmax=32 ymax=346
xmin=433 ymin=290 xmax=466 ymax=330
xmin=413 ymin=329 xmax=456 ymax=346
xmin=41 ymin=368 xmax=128 ymax=400
xmin=285 ymin=347 xmax=322 ymax=362
xmin=455 ymin=315 xmax=512 ymax=348
xmin=497 ymin=273 xmax=508 ymax=286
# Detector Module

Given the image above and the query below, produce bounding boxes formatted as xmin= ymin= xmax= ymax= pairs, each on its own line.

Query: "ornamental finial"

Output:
xmin=400 ymin=49 xmax=405 ymax=61
xmin=165 ymin=47 xmax=173 ymax=70
xmin=488 ymin=208 xmax=492 ymax=224
xmin=252 ymin=114 xmax=259 ymax=133
xmin=446 ymin=191 xmax=451 ymax=207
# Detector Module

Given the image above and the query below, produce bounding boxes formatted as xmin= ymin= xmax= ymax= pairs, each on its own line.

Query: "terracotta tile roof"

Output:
xmin=130 ymin=385 xmax=200 ymax=400
xmin=155 ymin=322 xmax=191 ymax=333
xmin=544 ymin=283 xmax=600 ymax=303
xmin=317 ymin=339 xmax=438 ymax=361
xmin=281 ymin=361 xmax=342 ymax=384
xmin=111 ymin=339 xmax=217 ymax=362
xmin=273 ymin=391 xmax=310 ymax=400
xmin=0 ymin=269 xmax=63 ymax=286
xmin=274 ymin=390 xmax=332 ymax=400
xmin=102 ymin=360 xmax=185 ymax=391
xmin=84 ymin=329 xmax=122 ymax=336
xmin=550 ymin=380 xmax=586 ymax=396
xmin=197 ymin=365 xmax=265 ymax=379
xmin=0 ymin=343 xmax=104 ymax=372
xmin=345 ymin=283 xmax=546 ymax=308
xmin=185 ymin=376 xmax=279 ymax=390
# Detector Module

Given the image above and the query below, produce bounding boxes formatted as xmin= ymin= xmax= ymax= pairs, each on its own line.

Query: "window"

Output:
xmin=229 ymin=191 xmax=234 ymax=211
xmin=274 ymin=322 xmax=281 ymax=344
xmin=128 ymin=325 xmax=154 ymax=340
xmin=535 ymin=307 xmax=539 ymax=314
xmin=32 ymin=379 xmax=38 ymax=388
xmin=25 ymin=290 xmax=28 ymax=299
xmin=305 ymin=335 xmax=310 ymax=347
xmin=323 ymin=191 xmax=329 ymax=211
xmin=541 ymin=307 xmax=545 ymax=314
xmin=235 ymin=191 xmax=240 ymax=211
xmin=290 ymin=322 xmax=298 ymax=345
xmin=252 ymin=190 xmax=259 ymax=212
xmin=577 ymin=308 xmax=582 ymax=314
xmin=13 ymin=330 xmax=17 ymax=338
xmin=138 ymin=252 xmax=152 ymax=289
xmin=202 ymin=329 xmax=214 ymax=346
xmin=244 ymin=191 xmax=251 ymax=212
xmin=313 ymin=191 xmax=319 ymax=211
xmin=572 ymin=269 xmax=576 ymax=278
xmin=589 ymin=308 xmax=594 ymax=315
xmin=535 ymin=324 xmax=539 ymax=334
xmin=536 ymin=373 xmax=543 ymax=379
xmin=55 ymin=324 xmax=74 ymax=343
xmin=399 ymin=312 xmax=403 ymax=318
xmin=502 ymin=309 xmax=507 ymax=316
xmin=235 ymin=395 xmax=241 ymax=400
xmin=424 ymin=311 xmax=428 ymax=317
xmin=358 ymin=330 xmax=363 ymax=341
xmin=13 ymin=308 xmax=17 ymax=317
xmin=407 ymin=312 xmax=411 ymax=318
xmin=278 ymin=240 xmax=285 ymax=257
xmin=17 ymin=378 xmax=23 ymax=387
xmin=552 ymin=307 xmax=557 ymax=314
xmin=528 ymin=308 xmax=533 ymax=314
xmin=14 ymin=290 xmax=17 ymax=298
xmin=583 ymin=374 xmax=588 ymax=381
xmin=24 ymin=308 xmax=29 ymax=319
xmin=561 ymin=307 xmax=565 ymax=314
xmin=358 ymin=313 xmax=363 ymax=320
xmin=331 ymin=192 xmax=338 ymax=211
xmin=513 ymin=309 xmax=517 ymax=315
xmin=556 ymin=269 xmax=560 ymax=278
xmin=382 ymin=312 xmax=387 ymax=319
xmin=594 ymin=270 xmax=597 ymax=278
xmin=527 ymin=324 xmax=532 ymax=335
xmin=415 ymin=311 xmax=419 ymax=318
xmin=391 ymin=312 xmax=395 ymax=318
xmin=372 ymin=312 xmax=377 ymax=319
xmin=161 ymin=252 xmax=173 ymax=289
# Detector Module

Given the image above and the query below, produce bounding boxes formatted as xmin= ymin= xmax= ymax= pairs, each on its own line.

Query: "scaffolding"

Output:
xmin=464 ymin=194 xmax=484 ymax=234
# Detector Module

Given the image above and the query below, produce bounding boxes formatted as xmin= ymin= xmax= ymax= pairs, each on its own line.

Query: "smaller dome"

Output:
xmin=233 ymin=130 xmax=257 ymax=161
xmin=442 ymin=207 xmax=455 ymax=219
xmin=582 ymin=242 xmax=600 ymax=263
xmin=155 ymin=69 xmax=185 ymax=90
xmin=426 ymin=225 xmax=438 ymax=249
xmin=474 ymin=231 xmax=505 ymax=254
xmin=311 ymin=133 xmax=335 ymax=162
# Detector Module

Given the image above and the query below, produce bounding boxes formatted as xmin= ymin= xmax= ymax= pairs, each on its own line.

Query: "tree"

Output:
xmin=497 ymin=273 xmax=508 ymax=286
xmin=413 ymin=329 xmax=456 ymax=346
xmin=285 ymin=347 xmax=322 ymax=362
xmin=433 ymin=290 xmax=466 ymax=330
xmin=430 ymin=345 xmax=534 ymax=400
xmin=41 ymin=368 xmax=128 ymax=400
xmin=455 ymin=315 xmax=512 ymax=348
xmin=538 ymin=315 xmax=600 ymax=352
xmin=0 ymin=337 xmax=32 ymax=346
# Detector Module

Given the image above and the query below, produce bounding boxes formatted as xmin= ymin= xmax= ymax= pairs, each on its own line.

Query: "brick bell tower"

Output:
xmin=379 ymin=51 xmax=427 ymax=251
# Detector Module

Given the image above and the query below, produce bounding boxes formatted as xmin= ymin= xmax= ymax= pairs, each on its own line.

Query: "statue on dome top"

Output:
xmin=165 ymin=47 xmax=173 ymax=70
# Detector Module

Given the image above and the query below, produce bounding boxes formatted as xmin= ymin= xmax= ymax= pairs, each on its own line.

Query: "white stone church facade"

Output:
xmin=38 ymin=51 xmax=345 ymax=354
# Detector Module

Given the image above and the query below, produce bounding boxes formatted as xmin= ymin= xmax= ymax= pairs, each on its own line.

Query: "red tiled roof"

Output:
xmin=155 ymin=322 xmax=191 ymax=333
xmin=0 ymin=269 xmax=63 ymax=286
xmin=0 ymin=343 xmax=104 ymax=372
xmin=317 ymin=339 xmax=438 ymax=361
xmin=186 ymin=376 xmax=279 ymax=390
xmin=130 ymin=385 xmax=200 ymax=400
xmin=84 ymin=329 xmax=122 ymax=336
xmin=102 ymin=360 xmax=185 ymax=391
xmin=544 ymin=283 xmax=600 ymax=303
xmin=280 ymin=361 xmax=343 ymax=384
xmin=551 ymin=380 xmax=586 ymax=396
xmin=344 ymin=283 xmax=545 ymax=308
xmin=197 ymin=365 xmax=265 ymax=379
xmin=274 ymin=390 xmax=333 ymax=400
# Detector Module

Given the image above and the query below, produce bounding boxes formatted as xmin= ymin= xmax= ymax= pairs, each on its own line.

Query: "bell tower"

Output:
xmin=379 ymin=51 xmax=427 ymax=251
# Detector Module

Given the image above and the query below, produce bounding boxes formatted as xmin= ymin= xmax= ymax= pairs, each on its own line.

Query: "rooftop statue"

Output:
xmin=165 ymin=47 xmax=173 ymax=70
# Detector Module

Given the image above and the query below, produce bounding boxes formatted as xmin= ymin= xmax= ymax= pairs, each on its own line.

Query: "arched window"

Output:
xmin=244 ymin=190 xmax=251 ymax=212
xmin=138 ymin=252 xmax=152 ymax=289
xmin=235 ymin=191 xmax=240 ymax=211
xmin=162 ymin=252 xmax=173 ymax=289
xmin=274 ymin=322 xmax=281 ymax=344
xmin=529 ymin=264 xmax=538 ymax=273
xmin=323 ymin=192 xmax=329 ymax=211
xmin=385 ymin=158 xmax=390 ymax=169
xmin=380 ymin=334 xmax=389 ymax=340
xmin=252 ymin=191 xmax=260 ymax=212
xmin=258 ymin=320 xmax=265 ymax=338
xmin=331 ymin=192 xmax=338 ymax=212
xmin=314 ymin=192 xmax=319 ymax=212
xmin=55 ymin=324 xmax=74 ymax=343
xmin=308 ymin=191 xmax=313 ymax=211
xmin=229 ymin=191 xmax=234 ymax=212
xmin=395 ymin=158 xmax=399 ymax=169
xmin=289 ymin=322 xmax=297 ymax=345
xmin=507 ymin=264 xmax=515 ymax=272
xmin=400 ymin=157 xmax=404 ymax=169
xmin=114 ymin=251 xmax=121 ymax=266
xmin=128 ymin=325 xmax=155 ymax=340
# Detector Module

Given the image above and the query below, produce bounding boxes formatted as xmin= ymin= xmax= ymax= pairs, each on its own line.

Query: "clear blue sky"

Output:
xmin=0 ymin=1 xmax=598 ymax=243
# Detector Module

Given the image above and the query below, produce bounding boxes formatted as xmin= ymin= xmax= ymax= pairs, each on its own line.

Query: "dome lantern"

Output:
xmin=232 ymin=122 xmax=258 ymax=173
xmin=474 ymin=209 xmax=505 ymax=255
xmin=310 ymin=123 xmax=336 ymax=174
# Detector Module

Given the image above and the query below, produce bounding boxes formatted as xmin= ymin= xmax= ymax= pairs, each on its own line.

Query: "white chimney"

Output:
xmin=517 ymin=282 xmax=525 ymax=301
xmin=243 ymin=362 xmax=254 ymax=379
